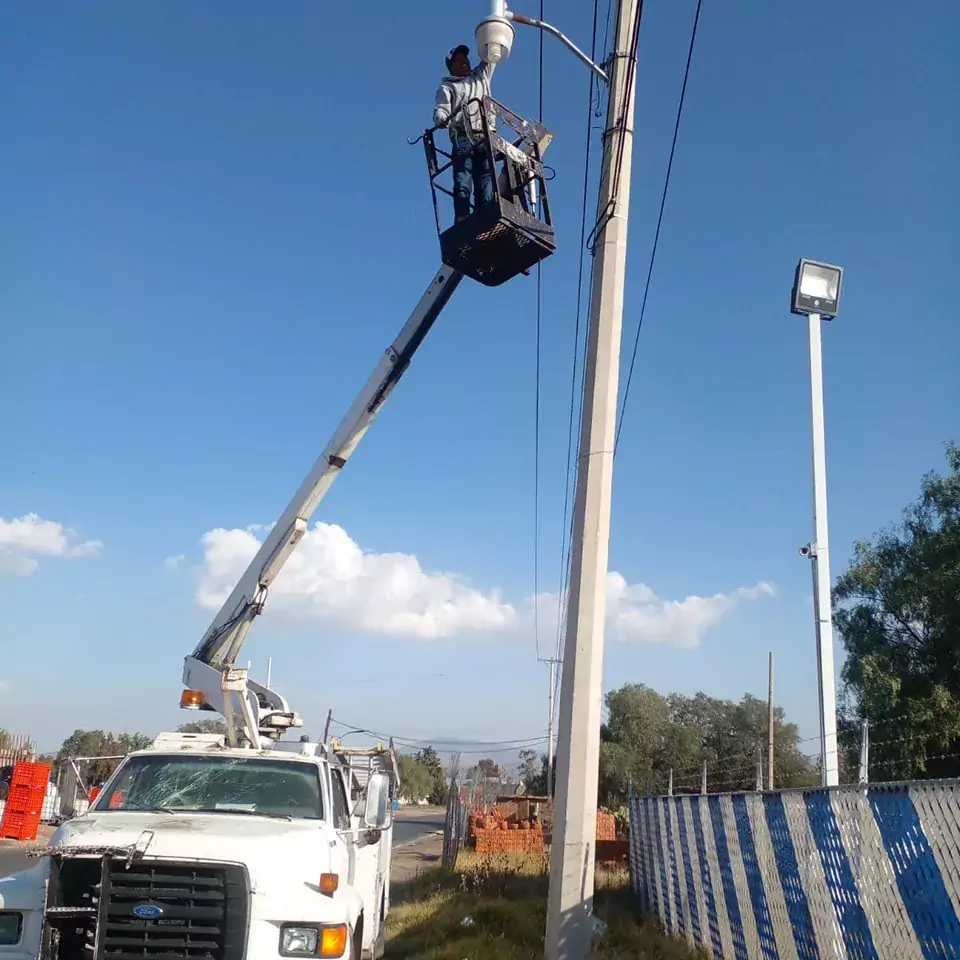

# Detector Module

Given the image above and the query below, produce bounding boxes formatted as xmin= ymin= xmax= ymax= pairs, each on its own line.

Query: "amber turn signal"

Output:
xmin=319 ymin=924 xmax=348 ymax=957
xmin=319 ymin=873 xmax=339 ymax=895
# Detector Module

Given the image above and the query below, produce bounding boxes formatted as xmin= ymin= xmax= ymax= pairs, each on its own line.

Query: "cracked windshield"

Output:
xmin=92 ymin=755 xmax=324 ymax=819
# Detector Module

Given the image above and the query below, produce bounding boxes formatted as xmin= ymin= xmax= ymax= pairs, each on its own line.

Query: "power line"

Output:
xmin=553 ymin=0 xmax=602 ymax=677
xmin=615 ymin=0 xmax=704 ymax=452
xmin=533 ymin=0 xmax=545 ymax=660
xmin=330 ymin=718 xmax=549 ymax=751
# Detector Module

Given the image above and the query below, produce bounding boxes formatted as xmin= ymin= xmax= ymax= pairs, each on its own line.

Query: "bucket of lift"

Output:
xmin=423 ymin=97 xmax=556 ymax=287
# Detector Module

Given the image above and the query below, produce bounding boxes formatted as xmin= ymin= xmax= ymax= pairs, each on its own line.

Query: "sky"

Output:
xmin=1 ymin=0 xmax=958 ymax=760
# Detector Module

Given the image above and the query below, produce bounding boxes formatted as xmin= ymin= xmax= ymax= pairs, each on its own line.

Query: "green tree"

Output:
xmin=517 ymin=748 xmax=540 ymax=790
xmin=473 ymin=758 xmax=501 ymax=780
xmin=597 ymin=684 xmax=816 ymax=807
xmin=835 ymin=443 xmax=960 ymax=780
xmin=414 ymin=746 xmax=446 ymax=804
xmin=177 ymin=719 xmax=228 ymax=736
xmin=56 ymin=729 xmax=153 ymax=784
xmin=396 ymin=754 xmax=433 ymax=802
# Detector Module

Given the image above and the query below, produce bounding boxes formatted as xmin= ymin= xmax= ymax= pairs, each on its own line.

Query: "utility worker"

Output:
xmin=433 ymin=44 xmax=497 ymax=222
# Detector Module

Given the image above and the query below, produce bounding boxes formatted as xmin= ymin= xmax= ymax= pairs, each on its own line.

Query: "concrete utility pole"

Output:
xmin=544 ymin=0 xmax=641 ymax=953
xmin=767 ymin=652 xmax=775 ymax=790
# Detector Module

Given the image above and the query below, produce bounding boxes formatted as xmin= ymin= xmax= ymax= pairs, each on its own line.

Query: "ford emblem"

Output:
xmin=133 ymin=904 xmax=163 ymax=920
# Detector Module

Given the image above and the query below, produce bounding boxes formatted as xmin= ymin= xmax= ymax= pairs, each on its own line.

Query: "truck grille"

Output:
xmin=45 ymin=859 xmax=248 ymax=960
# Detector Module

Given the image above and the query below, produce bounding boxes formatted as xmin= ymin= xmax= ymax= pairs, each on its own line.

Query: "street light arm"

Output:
xmin=507 ymin=11 xmax=609 ymax=83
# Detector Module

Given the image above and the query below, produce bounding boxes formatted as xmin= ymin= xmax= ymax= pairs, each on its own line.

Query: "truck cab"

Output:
xmin=0 ymin=732 xmax=395 ymax=960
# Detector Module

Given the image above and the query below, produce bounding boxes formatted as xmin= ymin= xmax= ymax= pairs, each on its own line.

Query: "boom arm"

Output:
xmin=182 ymin=266 xmax=463 ymax=746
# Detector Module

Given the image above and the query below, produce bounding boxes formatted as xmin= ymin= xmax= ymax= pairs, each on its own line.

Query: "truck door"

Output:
xmin=333 ymin=769 xmax=383 ymax=957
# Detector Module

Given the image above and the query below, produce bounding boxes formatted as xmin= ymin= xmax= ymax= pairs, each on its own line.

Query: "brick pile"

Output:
xmin=596 ymin=811 xmax=617 ymax=841
xmin=468 ymin=803 xmax=545 ymax=854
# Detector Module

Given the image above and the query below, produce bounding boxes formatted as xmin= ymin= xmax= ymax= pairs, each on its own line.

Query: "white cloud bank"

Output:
xmin=0 ymin=513 xmax=103 ymax=576
xmin=194 ymin=522 xmax=774 ymax=648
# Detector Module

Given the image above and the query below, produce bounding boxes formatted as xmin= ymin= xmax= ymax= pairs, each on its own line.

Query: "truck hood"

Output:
xmin=48 ymin=812 xmax=336 ymax=886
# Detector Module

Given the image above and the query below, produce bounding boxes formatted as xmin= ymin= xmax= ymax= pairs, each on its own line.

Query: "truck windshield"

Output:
xmin=92 ymin=754 xmax=323 ymax=820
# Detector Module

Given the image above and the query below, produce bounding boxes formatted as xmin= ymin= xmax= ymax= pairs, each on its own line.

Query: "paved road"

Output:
xmin=0 ymin=845 xmax=35 ymax=878
xmin=392 ymin=811 xmax=445 ymax=847
xmin=0 ymin=810 xmax=444 ymax=878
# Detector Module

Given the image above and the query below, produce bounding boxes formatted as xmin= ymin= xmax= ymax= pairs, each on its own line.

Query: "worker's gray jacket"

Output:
xmin=432 ymin=61 xmax=497 ymax=147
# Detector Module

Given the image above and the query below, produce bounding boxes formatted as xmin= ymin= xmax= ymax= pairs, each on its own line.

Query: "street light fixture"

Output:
xmin=792 ymin=258 xmax=843 ymax=320
xmin=792 ymin=257 xmax=844 ymax=788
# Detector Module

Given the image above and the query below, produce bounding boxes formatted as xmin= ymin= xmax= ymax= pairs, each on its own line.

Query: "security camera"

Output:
xmin=799 ymin=543 xmax=816 ymax=558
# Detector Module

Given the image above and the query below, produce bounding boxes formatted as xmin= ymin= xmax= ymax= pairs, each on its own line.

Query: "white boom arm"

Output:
xmin=183 ymin=266 xmax=463 ymax=747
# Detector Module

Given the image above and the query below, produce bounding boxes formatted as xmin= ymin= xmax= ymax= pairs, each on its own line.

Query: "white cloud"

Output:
xmin=164 ymin=554 xmax=186 ymax=571
xmin=191 ymin=521 xmax=774 ymax=647
xmin=530 ymin=576 xmax=774 ymax=651
xmin=0 ymin=680 xmax=10 ymax=695
xmin=196 ymin=522 xmax=517 ymax=639
xmin=0 ymin=513 xmax=103 ymax=577
xmin=604 ymin=574 xmax=775 ymax=648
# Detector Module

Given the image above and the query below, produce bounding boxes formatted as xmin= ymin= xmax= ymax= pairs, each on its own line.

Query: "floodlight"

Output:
xmin=791 ymin=259 xmax=843 ymax=319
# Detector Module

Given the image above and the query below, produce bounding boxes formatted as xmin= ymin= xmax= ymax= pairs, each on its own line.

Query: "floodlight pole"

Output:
xmin=806 ymin=311 xmax=839 ymax=787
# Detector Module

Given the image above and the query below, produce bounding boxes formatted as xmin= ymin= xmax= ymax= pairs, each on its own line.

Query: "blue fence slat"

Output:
xmin=763 ymin=793 xmax=820 ymax=960
xmin=710 ymin=795 xmax=750 ymax=960
xmin=675 ymin=797 xmax=703 ymax=948
xmin=870 ymin=790 xmax=960 ymax=959
xmin=664 ymin=797 xmax=686 ymax=939
xmin=803 ymin=792 xmax=879 ymax=960
xmin=731 ymin=795 xmax=779 ymax=960
xmin=690 ymin=795 xmax=724 ymax=958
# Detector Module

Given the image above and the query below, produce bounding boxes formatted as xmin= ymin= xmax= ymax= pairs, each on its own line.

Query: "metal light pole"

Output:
xmin=792 ymin=258 xmax=844 ymax=788
xmin=767 ymin=651 xmax=775 ymax=791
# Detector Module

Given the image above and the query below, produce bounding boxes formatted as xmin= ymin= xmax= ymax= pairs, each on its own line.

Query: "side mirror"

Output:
xmin=363 ymin=772 xmax=393 ymax=830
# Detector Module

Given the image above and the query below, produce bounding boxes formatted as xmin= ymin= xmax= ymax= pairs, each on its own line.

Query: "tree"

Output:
xmin=597 ymin=684 xmax=816 ymax=807
xmin=473 ymin=758 xmax=501 ymax=780
xmin=835 ymin=443 xmax=960 ymax=780
xmin=177 ymin=719 xmax=228 ymax=736
xmin=56 ymin=729 xmax=153 ymax=784
xmin=396 ymin=754 xmax=433 ymax=803
xmin=414 ymin=746 xmax=446 ymax=805
xmin=517 ymin=749 xmax=540 ymax=790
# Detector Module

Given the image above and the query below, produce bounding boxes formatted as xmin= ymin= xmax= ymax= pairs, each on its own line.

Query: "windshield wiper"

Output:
xmin=203 ymin=808 xmax=295 ymax=821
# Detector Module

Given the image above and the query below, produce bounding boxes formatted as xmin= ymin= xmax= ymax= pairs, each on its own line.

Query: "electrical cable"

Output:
xmin=533 ymin=0 xmax=545 ymax=661
xmin=330 ymin=718 xmax=550 ymax=751
xmin=552 ymin=0 xmax=602 ymax=679
xmin=614 ymin=0 xmax=704 ymax=453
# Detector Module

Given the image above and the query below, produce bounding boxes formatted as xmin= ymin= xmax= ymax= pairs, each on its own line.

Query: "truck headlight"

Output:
xmin=0 ymin=912 xmax=23 ymax=946
xmin=279 ymin=923 xmax=349 ymax=957
xmin=280 ymin=926 xmax=318 ymax=955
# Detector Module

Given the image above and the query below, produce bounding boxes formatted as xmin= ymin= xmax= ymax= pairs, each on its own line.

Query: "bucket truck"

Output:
xmin=0 ymin=11 xmax=557 ymax=959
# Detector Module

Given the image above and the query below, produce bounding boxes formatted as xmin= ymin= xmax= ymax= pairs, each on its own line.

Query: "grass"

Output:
xmin=385 ymin=851 xmax=707 ymax=959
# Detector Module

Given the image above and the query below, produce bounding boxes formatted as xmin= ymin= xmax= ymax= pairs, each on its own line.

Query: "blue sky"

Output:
xmin=1 ymin=0 xmax=957 ymax=759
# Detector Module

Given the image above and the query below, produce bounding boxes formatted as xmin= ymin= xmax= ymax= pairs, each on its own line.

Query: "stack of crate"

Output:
xmin=0 ymin=761 xmax=51 ymax=841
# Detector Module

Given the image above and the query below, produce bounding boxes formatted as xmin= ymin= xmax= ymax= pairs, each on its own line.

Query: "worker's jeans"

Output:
xmin=452 ymin=141 xmax=494 ymax=221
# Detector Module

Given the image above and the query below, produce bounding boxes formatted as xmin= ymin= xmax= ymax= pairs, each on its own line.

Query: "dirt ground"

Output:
xmin=391 ymin=826 xmax=444 ymax=884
